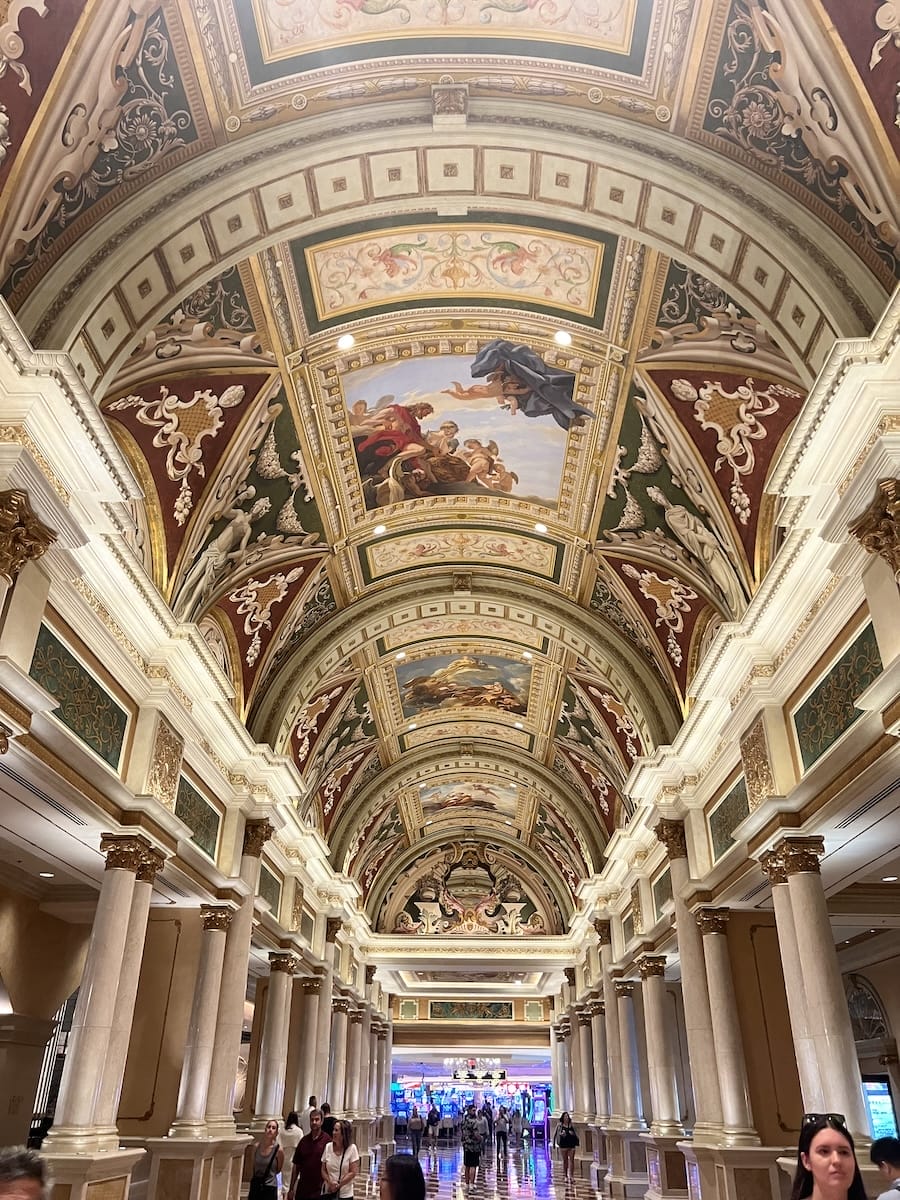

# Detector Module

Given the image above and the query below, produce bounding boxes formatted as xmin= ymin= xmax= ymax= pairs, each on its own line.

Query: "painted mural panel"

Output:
xmin=366 ymin=529 xmax=558 ymax=580
xmin=397 ymin=653 xmax=530 ymax=719
xmin=306 ymin=225 xmax=603 ymax=319
xmin=250 ymin=0 xmax=639 ymax=59
xmin=418 ymin=779 xmax=520 ymax=828
xmin=344 ymin=342 xmax=586 ymax=510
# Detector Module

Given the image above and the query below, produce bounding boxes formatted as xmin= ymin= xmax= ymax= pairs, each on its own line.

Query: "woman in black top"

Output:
xmin=554 ymin=1112 xmax=579 ymax=1183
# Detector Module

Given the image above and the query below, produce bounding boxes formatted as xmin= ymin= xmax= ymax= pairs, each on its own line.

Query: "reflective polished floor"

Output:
xmin=358 ymin=1136 xmax=599 ymax=1200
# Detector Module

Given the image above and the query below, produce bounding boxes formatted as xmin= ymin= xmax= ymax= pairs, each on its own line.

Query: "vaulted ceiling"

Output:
xmin=1 ymin=0 xmax=896 ymax=936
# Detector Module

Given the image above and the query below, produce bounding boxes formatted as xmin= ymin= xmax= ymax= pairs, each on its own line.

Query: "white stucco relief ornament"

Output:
xmin=108 ymin=383 xmax=245 ymax=524
xmin=227 ymin=565 xmax=307 ymax=666
xmin=0 ymin=0 xmax=48 ymax=94
xmin=621 ymin=563 xmax=698 ymax=667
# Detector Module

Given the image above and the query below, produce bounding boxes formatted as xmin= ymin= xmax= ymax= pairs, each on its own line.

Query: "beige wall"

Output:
xmin=727 ymin=912 xmax=803 ymax=1147
xmin=0 ymin=883 xmax=90 ymax=1019
xmin=118 ymin=908 xmax=201 ymax=1138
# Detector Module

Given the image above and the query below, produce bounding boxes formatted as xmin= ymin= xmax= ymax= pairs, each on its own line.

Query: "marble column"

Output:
xmin=255 ymin=953 xmax=297 ymax=1123
xmin=590 ymin=1001 xmax=610 ymax=1123
xmin=297 ymin=976 xmax=322 ymax=1108
xmin=778 ymin=837 xmax=869 ymax=1138
xmin=615 ymin=983 xmax=646 ymax=1130
xmin=696 ymin=908 xmax=758 ymax=1145
xmin=638 ymin=956 xmax=682 ymax=1137
xmin=170 ymin=905 xmax=234 ymax=1136
xmin=577 ymin=1007 xmax=595 ymax=1119
xmin=596 ymin=920 xmax=624 ymax=1129
xmin=314 ymin=927 xmax=340 ymax=1103
xmin=344 ymin=1007 xmax=364 ymax=1114
xmin=655 ymin=820 xmax=723 ymax=1142
xmin=328 ymin=998 xmax=351 ymax=1113
xmin=206 ymin=818 xmax=273 ymax=1134
xmin=567 ymin=1004 xmax=584 ymax=1116
xmin=358 ymin=1005 xmax=373 ymax=1115
xmin=759 ymin=849 xmax=825 ymax=1112
xmin=94 ymin=846 xmax=166 ymax=1140
xmin=43 ymin=834 xmax=154 ymax=1154
xmin=369 ymin=1022 xmax=384 ymax=1112
xmin=559 ymin=1020 xmax=574 ymax=1113
xmin=550 ymin=1023 xmax=563 ymax=1114
xmin=382 ymin=1012 xmax=394 ymax=1106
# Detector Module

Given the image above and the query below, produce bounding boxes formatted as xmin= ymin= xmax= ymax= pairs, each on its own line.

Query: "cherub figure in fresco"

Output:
xmin=173 ymin=488 xmax=271 ymax=620
xmin=462 ymin=438 xmax=519 ymax=492
xmin=466 ymin=338 xmax=592 ymax=431
xmin=425 ymin=420 xmax=460 ymax=455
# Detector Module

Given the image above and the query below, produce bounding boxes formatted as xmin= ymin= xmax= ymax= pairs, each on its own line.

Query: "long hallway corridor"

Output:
xmin=359 ymin=1139 xmax=598 ymax=1200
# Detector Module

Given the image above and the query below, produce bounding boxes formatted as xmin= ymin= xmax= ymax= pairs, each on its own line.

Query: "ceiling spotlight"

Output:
xmin=514 ymin=721 xmax=523 ymax=729
xmin=505 ymin=820 xmax=513 ymax=825
xmin=39 ymin=872 xmax=55 ymax=879
xmin=534 ymin=522 xmax=548 ymax=534
xmin=337 ymin=333 xmax=355 ymax=351
xmin=515 ymin=979 xmax=523 ymax=986
xmin=425 ymin=820 xmax=433 ymax=826
xmin=395 ymin=651 xmax=406 ymax=660
xmin=408 ymin=723 xmax=417 ymax=731
xmin=510 ymin=783 xmax=517 ymax=789
xmin=882 ymin=875 xmax=898 ymax=882
xmin=373 ymin=524 xmax=387 ymax=536
xmin=553 ymin=330 xmax=572 ymax=346
xmin=522 ymin=651 xmax=533 ymax=660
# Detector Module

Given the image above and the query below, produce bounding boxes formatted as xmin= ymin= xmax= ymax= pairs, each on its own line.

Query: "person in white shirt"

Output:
xmin=871 ymin=1137 xmax=900 ymax=1200
xmin=321 ymin=1120 xmax=360 ymax=1200
xmin=298 ymin=1096 xmax=317 ymax=1135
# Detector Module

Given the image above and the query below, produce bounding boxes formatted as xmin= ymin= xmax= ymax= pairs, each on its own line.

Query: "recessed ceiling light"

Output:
xmin=408 ymin=724 xmax=417 ymax=731
xmin=514 ymin=721 xmax=523 ymax=729
xmin=39 ymin=872 xmax=54 ymax=879
xmin=395 ymin=651 xmax=406 ymax=660
xmin=505 ymin=820 xmax=513 ymax=825
xmin=534 ymin=522 xmax=547 ymax=534
xmin=510 ymin=783 xmax=517 ymax=789
xmin=425 ymin=820 xmax=433 ymax=826
xmin=373 ymin=524 xmax=387 ymax=536
xmin=337 ymin=333 xmax=355 ymax=351
xmin=882 ymin=875 xmax=898 ymax=882
xmin=553 ymin=330 xmax=572 ymax=346
xmin=515 ymin=979 xmax=523 ymax=985
xmin=522 ymin=651 xmax=533 ymax=660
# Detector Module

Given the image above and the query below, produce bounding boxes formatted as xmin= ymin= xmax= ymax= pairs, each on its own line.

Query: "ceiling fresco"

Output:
xmin=1 ymin=0 xmax=896 ymax=937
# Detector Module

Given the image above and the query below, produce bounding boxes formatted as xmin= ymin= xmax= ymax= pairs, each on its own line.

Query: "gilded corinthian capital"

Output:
xmin=655 ymin=819 xmax=687 ymax=860
xmin=242 ymin=818 xmax=274 ymax=858
xmin=0 ymin=489 xmax=57 ymax=583
xmin=849 ymin=479 xmax=900 ymax=576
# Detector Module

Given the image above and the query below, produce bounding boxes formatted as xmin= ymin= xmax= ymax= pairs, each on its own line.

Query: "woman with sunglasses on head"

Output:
xmin=790 ymin=1114 xmax=867 ymax=1200
xmin=322 ymin=1120 xmax=360 ymax=1200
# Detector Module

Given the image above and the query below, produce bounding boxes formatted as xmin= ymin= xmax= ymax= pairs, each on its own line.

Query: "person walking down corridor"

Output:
xmin=408 ymin=1106 xmax=424 ymax=1159
xmin=495 ymin=1107 xmax=509 ymax=1160
xmin=287 ymin=1108 xmax=330 ymax=1200
xmin=461 ymin=1104 xmax=484 ymax=1188
xmin=554 ymin=1112 xmax=579 ymax=1184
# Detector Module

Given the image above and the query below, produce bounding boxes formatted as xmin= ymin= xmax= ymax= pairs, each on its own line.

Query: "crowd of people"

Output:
xmin=1 ymin=1107 xmax=897 ymax=1199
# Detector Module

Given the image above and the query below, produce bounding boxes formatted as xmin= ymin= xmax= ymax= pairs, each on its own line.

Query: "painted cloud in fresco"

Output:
xmin=397 ymin=653 xmax=531 ymax=719
xmin=344 ymin=345 xmax=577 ymax=510
xmin=419 ymin=778 xmax=520 ymax=826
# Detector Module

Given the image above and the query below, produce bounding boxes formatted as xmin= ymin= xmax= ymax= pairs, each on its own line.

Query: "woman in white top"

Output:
xmin=322 ymin=1120 xmax=360 ymax=1199
xmin=279 ymin=1113 xmax=302 ymax=1198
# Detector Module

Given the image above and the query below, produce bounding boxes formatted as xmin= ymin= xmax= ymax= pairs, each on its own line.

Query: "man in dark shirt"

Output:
xmin=320 ymin=1102 xmax=336 ymax=1137
xmin=287 ymin=1108 xmax=331 ymax=1200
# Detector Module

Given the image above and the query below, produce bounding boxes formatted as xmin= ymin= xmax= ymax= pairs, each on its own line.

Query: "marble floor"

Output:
xmin=357 ymin=1137 xmax=599 ymax=1200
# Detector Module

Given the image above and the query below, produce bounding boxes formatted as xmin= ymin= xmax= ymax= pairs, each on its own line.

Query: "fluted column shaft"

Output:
xmin=297 ymin=977 xmax=322 ymax=1108
xmin=778 ymin=839 xmax=869 ymax=1138
xmin=206 ymin=819 xmax=272 ymax=1131
xmin=358 ymin=1006 xmax=373 ymax=1115
xmin=576 ymin=1009 xmax=595 ymax=1118
xmin=616 ymin=983 xmax=646 ymax=1130
xmin=590 ymin=1003 xmax=609 ymax=1122
xmin=94 ymin=855 xmax=164 ymax=1133
xmin=597 ymin=925 xmax=624 ymax=1129
xmin=639 ymin=958 xmax=682 ymax=1136
xmin=344 ymin=1009 xmax=364 ymax=1113
xmin=697 ymin=909 xmax=757 ymax=1144
xmin=328 ymin=999 xmax=350 ymax=1111
xmin=171 ymin=906 xmax=233 ymax=1134
xmin=256 ymin=954 xmax=296 ymax=1122
xmin=314 ymin=937 xmax=339 ymax=1101
xmin=655 ymin=823 xmax=723 ymax=1141
xmin=550 ymin=1024 xmax=562 ymax=1114
xmin=45 ymin=835 xmax=157 ymax=1152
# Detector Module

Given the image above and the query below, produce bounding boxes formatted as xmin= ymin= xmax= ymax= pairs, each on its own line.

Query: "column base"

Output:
xmin=145 ymin=1134 xmax=252 ymax=1200
xmin=680 ymin=1142 xmax=794 ymax=1200
xmin=42 ymin=1125 xmax=123 ymax=1155
xmin=42 ymin=1146 xmax=145 ymax=1200
xmin=601 ymin=1130 xmax=650 ymax=1200
xmin=642 ymin=1135 xmax=689 ymax=1200
xmin=689 ymin=1122 xmax=726 ymax=1147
